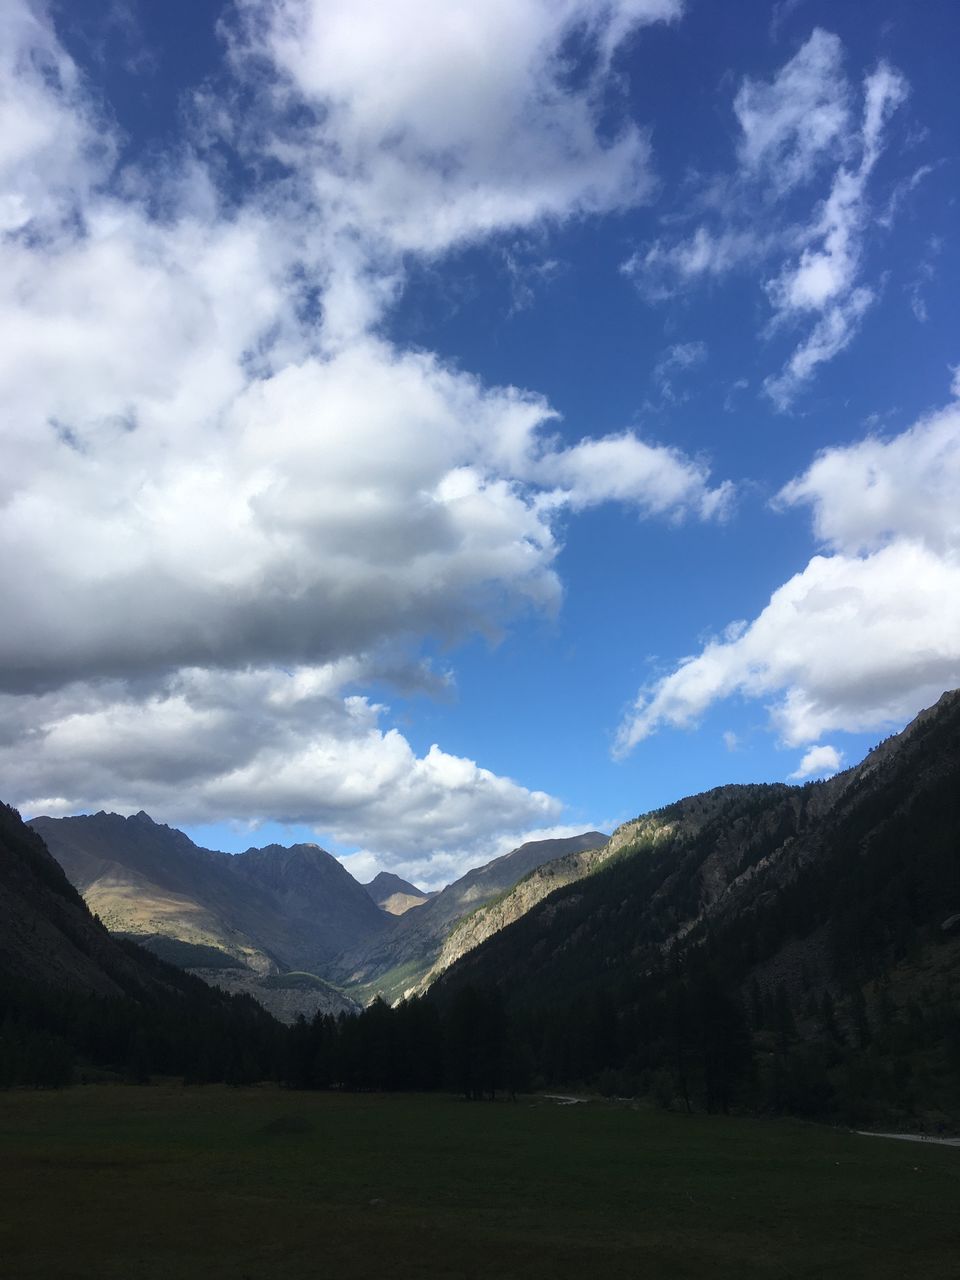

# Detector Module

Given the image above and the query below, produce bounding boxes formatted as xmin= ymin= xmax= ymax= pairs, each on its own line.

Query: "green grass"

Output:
xmin=352 ymin=956 xmax=430 ymax=1004
xmin=0 ymin=1087 xmax=957 ymax=1279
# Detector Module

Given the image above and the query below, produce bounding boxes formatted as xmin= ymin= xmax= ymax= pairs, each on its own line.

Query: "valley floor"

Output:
xmin=1 ymin=1086 xmax=958 ymax=1279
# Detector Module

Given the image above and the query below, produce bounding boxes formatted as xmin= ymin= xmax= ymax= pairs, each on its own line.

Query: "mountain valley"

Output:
xmin=4 ymin=690 xmax=960 ymax=1122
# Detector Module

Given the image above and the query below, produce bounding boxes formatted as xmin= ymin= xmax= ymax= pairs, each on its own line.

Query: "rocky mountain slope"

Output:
xmin=329 ymin=832 xmax=607 ymax=1002
xmin=30 ymin=811 xmax=392 ymax=979
xmin=434 ymin=691 xmax=960 ymax=1121
xmin=364 ymin=871 xmax=433 ymax=916
xmin=189 ymin=967 xmax=359 ymax=1024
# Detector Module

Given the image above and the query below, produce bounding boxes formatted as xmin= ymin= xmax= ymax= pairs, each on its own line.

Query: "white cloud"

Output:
xmin=0 ymin=323 xmax=730 ymax=688
xmin=533 ymin=431 xmax=732 ymax=521
xmin=225 ymin=0 xmax=682 ymax=258
xmin=763 ymin=61 xmax=908 ymax=407
xmin=789 ymin=743 xmax=842 ymax=779
xmin=652 ymin=340 xmax=708 ymax=402
xmin=623 ymin=226 xmax=770 ymax=299
xmin=734 ymin=28 xmax=851 ymax=193
xmin=0 ymin=0 xmax=114 ymax=233
xmin=777 ymin=401 xmax=960 ymax=555
xmin=763 ymin=287 xmax=874 ymax=409
xmin=1 ymin=0 xmax=728 ymax=865
xmin=623 ymin=31 xmax=909 ymax=406
xmin=7 ymin=665 xmax=562 ymax=879
xmin=616 ymin=401 xmax=960 ymax=754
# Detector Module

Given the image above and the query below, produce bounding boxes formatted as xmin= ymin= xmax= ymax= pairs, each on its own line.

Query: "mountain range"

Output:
xmin=29 ymin=811 xmax=389 ymax=973
xmin=328 ymin=832 xmax=609 ymax=1002
xmin=26 ymin=810 xmax=607 ymax=1015
xmin=7 ymin=689 xmax=959 ymax=1118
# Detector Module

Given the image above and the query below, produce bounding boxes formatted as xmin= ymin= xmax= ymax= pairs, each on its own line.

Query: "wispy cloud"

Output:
xmin=652 ymin=340 xmax=708 ymax=402
xmin=622 ymin=30 xmax=910 ymax=409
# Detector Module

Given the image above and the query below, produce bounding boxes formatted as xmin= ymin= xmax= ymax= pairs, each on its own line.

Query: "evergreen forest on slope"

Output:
xmin=1 ymin=691 xmax=959 ymax=1127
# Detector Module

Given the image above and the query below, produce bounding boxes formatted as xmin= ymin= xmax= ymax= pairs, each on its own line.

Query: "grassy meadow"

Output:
xmin=1 ymin=1086 xmax=957 ymax=1279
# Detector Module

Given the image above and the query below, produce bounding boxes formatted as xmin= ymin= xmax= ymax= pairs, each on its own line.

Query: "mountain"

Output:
xmin=29 ymin=810 xmax=390 ymax=980
xmin=0 ymin=803 xmax=282 ymax=1086
xmin=413 ymin=825 xmax=646 ymax=993
xmin=1 ymin=802 xmax=159 ymax=1001
xmin=329 ymin=832 xmax=608 ymax=1002
xmin=364 ymin=872 xmax=434 ymax=916
xmin=433 ymin=691 xmax=960 ymax=1123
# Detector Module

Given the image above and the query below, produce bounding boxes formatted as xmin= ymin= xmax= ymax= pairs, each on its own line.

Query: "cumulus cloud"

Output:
xmin=789 ymin=744 xmax=842 ymax=779
xmin=6 ymin=663 xmax=562 ymax=882
xmin=623 ymin=30 xmax=909 ymax=406
xmin=2 ymin=0 xmax=722 ymax=864
xmin=616 ymin=399 xmax=960 ymax=754
xmin=224 ymin=0 xmax=682 ymax=259
xmin=777 ymin=403 xmax=960 ymax=555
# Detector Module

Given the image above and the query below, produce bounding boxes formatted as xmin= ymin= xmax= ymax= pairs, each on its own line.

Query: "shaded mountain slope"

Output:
xmin=1 ymin=804 xmax=151 ymax=1000
xmin=30 ymin=812 xmax=391 ymax=976
xmin=414 ymin=816 xmax=675 ymax=992
xmin=0 ymin=804 xmax=283 ymax=1085
xmin=435 ymin=692 xmax=960 ymax=1122
xmin=330 ymin=832 xmax=607 ymax=1001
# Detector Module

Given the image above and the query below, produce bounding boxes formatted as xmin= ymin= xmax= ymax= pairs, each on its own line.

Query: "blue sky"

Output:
xmin=2 ymin=0 xmax=958 ymax=886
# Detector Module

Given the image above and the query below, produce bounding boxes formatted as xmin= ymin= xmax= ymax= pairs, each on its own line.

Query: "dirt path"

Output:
xmin=857 ymin=1131 xmax=960 ymax=1148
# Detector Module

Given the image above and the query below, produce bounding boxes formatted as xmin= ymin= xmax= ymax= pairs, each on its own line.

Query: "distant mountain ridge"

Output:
xmin=29 ymin=811 xmax=391 ymax=979
xmin=330 ymin=832 xmax=609 ymax=1002
xmin=363 ymin=871 xmax=434 ymax=916
xmin=30 ymin=811 xmax=610 ymax=1009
